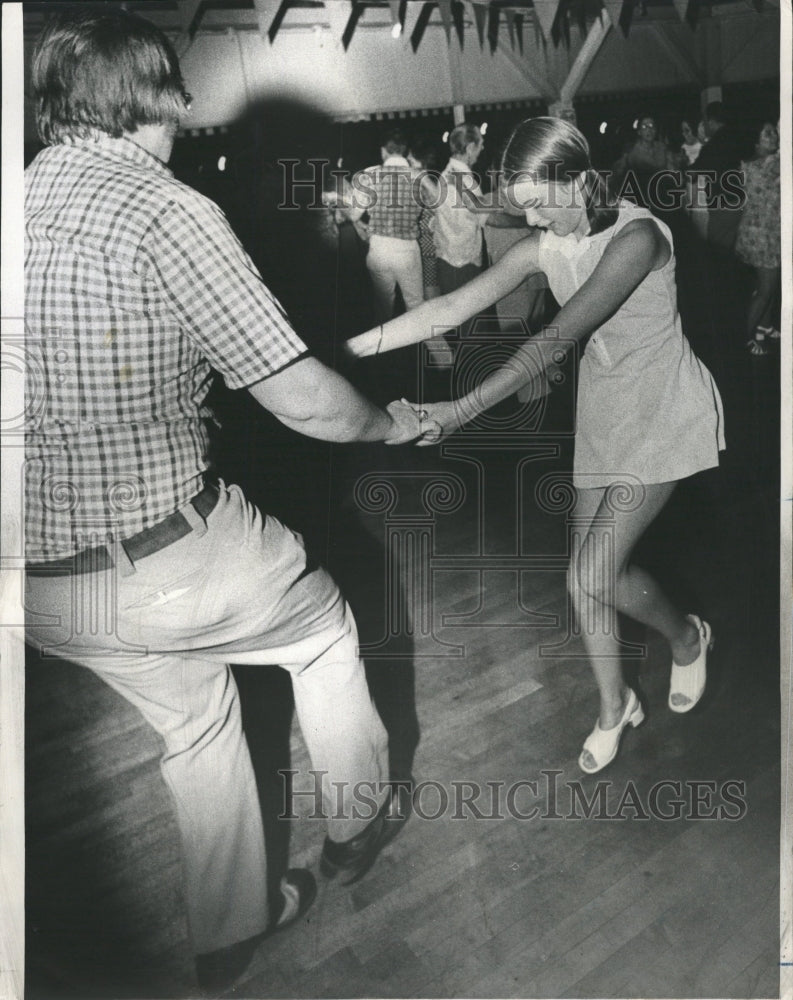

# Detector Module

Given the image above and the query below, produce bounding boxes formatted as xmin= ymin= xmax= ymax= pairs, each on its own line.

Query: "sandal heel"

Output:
xmin=579 ymin=690 xmax=643 ymax=774
xmin=668 ymin=615 xmax=712 ymax=713
xmin=628 ymin=704 xmax=645 ymax=728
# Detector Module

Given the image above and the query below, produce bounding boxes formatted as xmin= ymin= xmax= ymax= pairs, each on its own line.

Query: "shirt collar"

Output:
xmin=382 ymin=154 xmax=410 ymax=168
xmin=64 ymin=133 xmax=173 ymax=175
xmin=446 ymin=156 xmax=471 ymax=173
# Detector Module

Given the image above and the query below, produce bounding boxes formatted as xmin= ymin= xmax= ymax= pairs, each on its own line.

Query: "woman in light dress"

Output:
xmin=347 ymin=118 xmax=723 ymax=774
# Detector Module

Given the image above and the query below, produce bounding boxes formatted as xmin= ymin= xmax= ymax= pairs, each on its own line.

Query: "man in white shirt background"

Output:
xmin=433 ymin=124 xmax=489 ymax=297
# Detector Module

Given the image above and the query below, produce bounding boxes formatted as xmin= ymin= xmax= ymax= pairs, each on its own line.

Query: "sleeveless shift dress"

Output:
xmin=538 ymin=201 xmax=725 ymax=489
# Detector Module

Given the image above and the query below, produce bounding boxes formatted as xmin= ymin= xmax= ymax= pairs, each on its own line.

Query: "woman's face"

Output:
xmin=510 ymin=174 xmax=589 ymax=238
xmin=756 ymin=123 xmax=779 ymax=156
xmin=681 ymin=121 xmax=695 ymax=143
xmin=638 ymin=117 xmax=657 ymax=142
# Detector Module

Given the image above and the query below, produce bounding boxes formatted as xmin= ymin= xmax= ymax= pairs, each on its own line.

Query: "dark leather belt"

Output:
xmin=27 ymin=481 xmax=220 ymax=576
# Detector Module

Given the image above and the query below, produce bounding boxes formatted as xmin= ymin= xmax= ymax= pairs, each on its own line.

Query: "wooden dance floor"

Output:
xmin=25 ymin=243 xmax=781 ymax=998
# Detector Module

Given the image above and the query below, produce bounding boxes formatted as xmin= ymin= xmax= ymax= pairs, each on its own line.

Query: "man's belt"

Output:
xmin=27 ymin=481 xmax=220 ymax=576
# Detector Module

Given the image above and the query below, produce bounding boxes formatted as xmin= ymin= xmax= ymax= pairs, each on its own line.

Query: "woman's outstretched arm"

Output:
xmin=346 ymin=231 xmax=542 ymax=356
xmin=418 ymin=217 xmax=670 ymax=441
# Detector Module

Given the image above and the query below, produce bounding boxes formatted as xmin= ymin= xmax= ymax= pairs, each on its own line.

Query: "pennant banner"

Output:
xmin=619 ymin=0 xmax=636 ymax=35
xmin=252 ymin=0 xmax=288 ymax=43
xmin=602 ymin=0 xmax=633 ymax=36
xmin=451 ymin=0 xmax=466 ymax=47
xmin=487 ymin=4 xmax=501 ymax=52
xmin=514 ymin=12 xmax=525 ymax=53
xmin=505 ymin=8 xmax=517 ymax=48
xmin=601 ymin=0 xmax=623 ymax=30
xmin=410 ymin=2 xmax=435 ymax=52
xmin=323 ymin=0 xmax=352 ymax=48
xmin=533 ymin=0 xmax=561 ymax=43
xmin=685 ymin=0 xmax=701 ymax=26
xmin=671 ymin=0 xmax=689 ymax=22
xmin=401 ymin=0 xmax=423 ymax=42
xmin=438 ymin=0 xmax=453 ymax=43
xmin=470 ymin=1 xmax=488 ymax=48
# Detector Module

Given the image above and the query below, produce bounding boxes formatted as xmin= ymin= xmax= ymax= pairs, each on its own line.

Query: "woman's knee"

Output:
xmin=573 ymin=543 xmax=614 ymax=606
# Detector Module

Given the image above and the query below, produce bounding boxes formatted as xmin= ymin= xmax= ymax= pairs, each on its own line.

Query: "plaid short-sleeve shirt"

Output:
xmin=353 ymin=156 xmax=423 ymax=240
xmin=24 ymin=135 xmax=309 ymax=560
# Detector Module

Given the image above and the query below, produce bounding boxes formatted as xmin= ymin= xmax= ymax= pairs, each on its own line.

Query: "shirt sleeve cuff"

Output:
xmin=233 ymin=349 xmax=312 ymax=389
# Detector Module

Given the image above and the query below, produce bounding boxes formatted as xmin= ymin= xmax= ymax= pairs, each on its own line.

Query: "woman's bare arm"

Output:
xmin=346 ymin=231 xmax=542 ymax=356
xmin=418 ymin=218 xmax=670 ymax=440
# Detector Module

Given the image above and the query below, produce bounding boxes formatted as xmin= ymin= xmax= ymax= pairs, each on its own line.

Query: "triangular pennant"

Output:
xmin=252 ymin=0 xmax=289 ymax=43
xmin=487 ymin=4 xmax=501 ymax=52
xmin=514 ymin=11 xmax=524 ymax=53
xmin=470 ymin=1 xmax=488 ymax=49
xmin=533 ymin=0 xmax=561 ymax=44
xmin=505 ymin=8 xmax=516 ymax=48
xmin=551 ymin=0 xmax=569 ymax=45
xmin=410 ymin=1 xmax=435 ymax=52
xmin=571 ymin=0 xmax=587 ymax=34
xmin=618 ymin=0 xmax=635 ymax=36
xmin=341 ymin=6 xmax=361 ymax=50
xmin=451 ymin=1 xmax=465 ymax=47
xmin=671 ymin=0 xmax=689 ymax=21
xmin=685 ymin=0 xmax=701 ymax=26
xmin=438 ymin=0 xmax=453 ymax=43
xmin=534 ymin=12 xmax=544 ymax=48
xmin=601 ymin=0 xmax=623 ymax=30
xmin=401 ymin=0 xmax=423 ymax=42
xmin=323 ymin=0 xmax=352 ymax=48
xmin=175 ymin=0 xmax=205 ymax=53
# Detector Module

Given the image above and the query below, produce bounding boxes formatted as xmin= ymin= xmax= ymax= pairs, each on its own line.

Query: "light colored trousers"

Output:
xmin=366 ymin=233 xmax=424 ymax=322
xmin=25 ymin=483 xmax=389 ymax=953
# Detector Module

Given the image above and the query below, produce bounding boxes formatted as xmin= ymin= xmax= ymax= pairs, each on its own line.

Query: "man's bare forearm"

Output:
xmin=248 ymin=357 xmax=418 ymax=444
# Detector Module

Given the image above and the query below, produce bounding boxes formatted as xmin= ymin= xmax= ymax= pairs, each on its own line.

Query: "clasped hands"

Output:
xmin=383 ymin=398 xmax=462 ymax=446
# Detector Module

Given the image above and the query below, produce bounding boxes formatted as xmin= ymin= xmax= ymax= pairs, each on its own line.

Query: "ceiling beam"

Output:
xmin=559 ymin=12 xmax=611 ymax=104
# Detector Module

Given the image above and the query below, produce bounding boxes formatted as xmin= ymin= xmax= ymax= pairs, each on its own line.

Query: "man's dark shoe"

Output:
xmin=319 ymin=779 xmax=413 ymax=885
xmin=195 ymin=868 xmax=316 ymax=995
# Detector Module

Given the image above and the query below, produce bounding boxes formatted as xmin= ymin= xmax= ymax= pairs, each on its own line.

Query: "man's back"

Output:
xmin=356 ymin=158 xmax=422 ymax=240
xmin=433 ymin=157 xmax=486 ymax=269
xmin=25 ymin=135 xmax=305 ymax=559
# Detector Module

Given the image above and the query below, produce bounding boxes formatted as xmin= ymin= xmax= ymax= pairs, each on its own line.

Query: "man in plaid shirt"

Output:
xmin=24 ymin=9 xmax=431 ymax=992
xmin=347 ymin=129 xmax=427 ymax=322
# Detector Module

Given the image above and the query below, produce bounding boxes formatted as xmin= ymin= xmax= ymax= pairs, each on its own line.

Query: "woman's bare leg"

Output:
xmin=570 ymin=482 xmax=700 ymax=737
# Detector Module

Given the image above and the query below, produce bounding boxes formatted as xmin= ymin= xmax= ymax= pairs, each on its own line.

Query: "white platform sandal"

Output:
xmin=579 ymin=689 xmax=645 ymax=774
xmin=668 ymin=614 xmax=713 ymax=713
